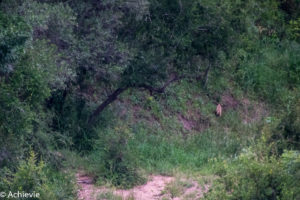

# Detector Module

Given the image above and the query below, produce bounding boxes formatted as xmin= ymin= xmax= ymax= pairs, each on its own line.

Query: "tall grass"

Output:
xmin=127 ymin=122 xmax=254 ymax=174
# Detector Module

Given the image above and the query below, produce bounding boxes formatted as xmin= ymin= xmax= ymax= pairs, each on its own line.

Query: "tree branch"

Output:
xmin=88 ymin=75 xmax=185 ymax=125
xmin=88 ymin=86 xmax=128 ymax=124
xmin=203 ymin=63 xmax=211 ymax=87
xmin=137 ymin=75 xmax=184 ymax=95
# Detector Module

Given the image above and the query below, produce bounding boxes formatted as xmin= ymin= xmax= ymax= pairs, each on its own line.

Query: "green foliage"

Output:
xmin=0 ymin=1 xmax=73 ymax=168
xmin=11 ymin=53 xmax=51 ymax=107
xmin=234 ymin=39 xmax=300 ymax=105
xmin=277 ymin=99 xmax=300 ymax=150
xmin=88 ymin=126 xmax=145 ymax=189
xmin=1 ymin=0 xmax=77 ymax=50
xmin=0 ymin=150 xmax=76 ymax=200
xmin=49 ymin=92 xmax=96 ymax=151
xmin=288 ymin=17 xmax=300 ymax=41
xmin=0 ymin=11 xmax=30 ymax=74
xmin=204 ymin=149 xmax=300 ymax=200
xmin=0 ymin=0 xmax=299 ymax=198
xmin=205 ymin=122 xmax=300 ymax=200
xmin=129 ymin=124 xmax=251 ymax=173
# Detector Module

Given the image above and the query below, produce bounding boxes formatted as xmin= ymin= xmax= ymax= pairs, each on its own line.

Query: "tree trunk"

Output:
xmin=88 ymin=87 xmax=128 ymax=124
xmin=203 ymin=64 xmax=211 ymax=87
xmin=88 ymin=75 xmax=184 ymax=125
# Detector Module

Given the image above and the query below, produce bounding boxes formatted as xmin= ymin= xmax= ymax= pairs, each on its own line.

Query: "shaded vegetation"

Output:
xmin=0 ymin=0 xmax=299 ymax=199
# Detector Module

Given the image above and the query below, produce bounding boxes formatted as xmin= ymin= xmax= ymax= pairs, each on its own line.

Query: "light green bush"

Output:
xmin=88 ymin=126 xmax=146 ymax=189
xmin=204 ymin=149 xmax=300 ymax=200
xmin=0 ymin=151 xmax=76 ymax=200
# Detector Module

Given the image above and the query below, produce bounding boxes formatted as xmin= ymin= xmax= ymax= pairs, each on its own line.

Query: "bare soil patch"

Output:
xmin=77 ymin=172 xmax=209 ymax=200
xmin=220 ymin=92 xmax=268 ymax=124
xmin=115 ymin=175 xmax=174 ymax=200
xmin=77 ymin=173 xmax=174 ymax=200
xmin=77 ymin=173 xmax=98 ymax=200
xmin=240 ymin=98 xmax=268 ymax=124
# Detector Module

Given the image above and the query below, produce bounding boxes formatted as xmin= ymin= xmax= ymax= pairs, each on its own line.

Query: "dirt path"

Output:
xmin=76 ymin=172 xmax=209 ymax=200
xmin=77 ymin=173 xmax=98 ymax=200
xmin=76 ymin=173 xmax=174 ymax=200
xmin=115 ymin=175 xmax=174 ymax=200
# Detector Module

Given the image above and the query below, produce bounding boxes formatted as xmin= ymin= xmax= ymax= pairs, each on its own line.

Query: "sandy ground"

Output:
xmin=115 ymin=175 xmax=174 ymax=200
xmin=77 ymin=173 xmax=98 ymax=200
xmin=77 ymin=172 xmax=209 ymax=200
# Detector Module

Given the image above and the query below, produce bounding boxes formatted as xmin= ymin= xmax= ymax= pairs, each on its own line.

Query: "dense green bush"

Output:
xmin=234 ymin=40 xmax=300 ymax=105
xmin=277 ymin=99 xmax=300 ymax=150
xmin=205 ymin=120 xmax=300 ymax=200
xmin=0 ymin=151 xmax=76 ymax=200
xmin=0 ymin=12 xmax=30 ymax=74
xmin=49 ymin=91 xmax=97 ymax=151
xmin=204 ymin=148 xmax=300 ymax=200
xmin=87 ymin=126 xmax=145 ymax=189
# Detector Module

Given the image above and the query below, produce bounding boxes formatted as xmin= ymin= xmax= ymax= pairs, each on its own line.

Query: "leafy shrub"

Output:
xmin=235 ymin=40 xmax=300 ymax=105
xmin=0 ymin=151 xmax=76 ymax=200
xmin=88 ymin=126 xmax=145 ymax=189
xmin=279 ymin=99 xmax=300 ymax=150
xmin=50 ymin=91 xmax=97 ymax=151
xmin=0 ymin=11 xmax=30 ymax=74
xmin=0 ymin=9 xmax=72 ymax=167
xmin=288 ymin=17 xmax=300 ymax=42
xmin=204 ymin=149 xmax=300 ymax=200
